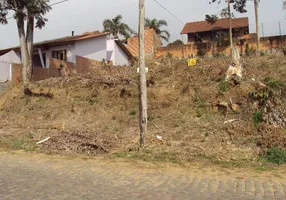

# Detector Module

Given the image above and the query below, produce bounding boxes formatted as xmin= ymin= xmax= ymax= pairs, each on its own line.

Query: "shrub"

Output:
xmin=245 ymin=43 xmax=256 ymax=56
xmin=263 ymin=147 xmax=286 ymax=165
xmin=253 ymin=111 xmax=263 ymax=125
xmin=218 ymin=80 xmax=228 ymax=92
xmin=264 ymin=77 xmax=285 ymax=93
xmin=129 ymin=111 xmax=136 ymax=116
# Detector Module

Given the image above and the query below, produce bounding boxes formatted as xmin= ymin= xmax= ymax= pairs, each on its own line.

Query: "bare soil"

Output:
xmin=0 ymin=55 xmax=285 ymax=166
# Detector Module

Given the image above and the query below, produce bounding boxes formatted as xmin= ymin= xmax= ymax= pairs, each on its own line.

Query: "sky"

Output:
xmin=0 ymin=0 xmax=285 ymax=49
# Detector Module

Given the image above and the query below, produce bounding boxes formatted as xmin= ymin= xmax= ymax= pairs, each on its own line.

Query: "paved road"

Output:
xmin=0 ymin=151 xmax=285 ymax=200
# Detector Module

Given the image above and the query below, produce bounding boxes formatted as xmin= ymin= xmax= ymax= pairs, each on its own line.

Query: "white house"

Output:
xmin=0 ymin=31 xmax=132 ymax=70
xmin=0 ymin=50 xmax=21 ymax=82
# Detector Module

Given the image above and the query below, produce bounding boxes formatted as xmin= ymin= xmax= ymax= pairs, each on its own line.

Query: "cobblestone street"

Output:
xmin=0 ymin=151 xmax=285 ymax=200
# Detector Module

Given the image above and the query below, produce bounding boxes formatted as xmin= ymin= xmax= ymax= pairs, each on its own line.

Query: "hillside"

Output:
xmin=0 ymin=55 xmax=285 ymax=165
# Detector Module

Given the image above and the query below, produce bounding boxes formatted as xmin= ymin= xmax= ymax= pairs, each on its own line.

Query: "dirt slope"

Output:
xmin=0 ymin=55 xmax=285 ymax=163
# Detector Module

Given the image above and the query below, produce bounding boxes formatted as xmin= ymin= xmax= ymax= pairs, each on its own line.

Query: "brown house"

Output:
xmin=181 ymin=17 xmax=249 ymax=44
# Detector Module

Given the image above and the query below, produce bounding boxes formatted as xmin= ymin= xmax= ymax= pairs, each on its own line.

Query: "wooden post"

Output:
xmin=227 ymin=0 xmax=233 ymax=50
xmin=153 ymin=31 xmax=156 ymax=58
xmin=138 ymin=0 xmax=147 ymax=146
xmin=181 ymin=35 xmax=185 ymax=58
xmin=254 ymin=0 xmax=260 ymax=55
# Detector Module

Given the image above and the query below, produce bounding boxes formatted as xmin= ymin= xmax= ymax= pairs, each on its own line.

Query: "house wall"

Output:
xmin=75 ymin=36 xmax=107 ymax=62
xmin=42 ymin=44 xmax=75 ymax=68
xmin=156 ymin=35 xmax=286 ymax=58
xmin=187 ymin=28 xmax=247 ymax=44
xmin=114 ymin=42 xmax=129 ymax=66
xmin=0 ymin=50 xmax=21 ymax=64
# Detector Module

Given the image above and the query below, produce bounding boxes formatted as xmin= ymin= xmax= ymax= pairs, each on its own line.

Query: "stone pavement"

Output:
xmin=0 ymin=151 xmax=285 ymax=200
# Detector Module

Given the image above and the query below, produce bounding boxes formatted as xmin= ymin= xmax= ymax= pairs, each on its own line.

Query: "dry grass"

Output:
xmin=0 ymin=55 xmax=285 ymax=165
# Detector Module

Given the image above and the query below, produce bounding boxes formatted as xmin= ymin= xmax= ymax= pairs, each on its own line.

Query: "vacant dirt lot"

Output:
xmin=0 ymin=55 xmax=285 ymax=165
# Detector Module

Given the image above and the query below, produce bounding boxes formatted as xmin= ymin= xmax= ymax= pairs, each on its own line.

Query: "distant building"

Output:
xmin=0 ymin=31 xmax=132 ymax=68
xmin=181 ymin=17 xmax=249 ymax=44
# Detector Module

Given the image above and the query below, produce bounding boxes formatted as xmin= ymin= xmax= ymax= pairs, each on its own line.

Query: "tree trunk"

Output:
xmin=254 ymin=0 xmax=260 ymax=55
xmin=26 ymin=14 xmax=34 ymax=82
xmin=227 ymin=0 xmax=233 ymax=50
xmin=138 ymin=0 xmax=147 ymax=146
xmin=16 ymin=15 xmax=30 ymax=86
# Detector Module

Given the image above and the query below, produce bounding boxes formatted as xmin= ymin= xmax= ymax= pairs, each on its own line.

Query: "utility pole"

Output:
xmin=227 ymin=0 xmax=233 ymax=50
xmin=138 ymin=0 xmax=147 ymax=146
xmin=181 ymin=35 xmax=185 ymax=58
xmin=261 ymin=23 xmax=264 ymax=37
xmin=279 ymin=21 xmax=282 ymax=36
xmin=254 ymin=0 xmax=260 ymax=55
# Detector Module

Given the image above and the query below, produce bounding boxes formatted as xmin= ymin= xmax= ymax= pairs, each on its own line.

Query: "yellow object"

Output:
xmin=188 ymin=58 xmax=197 ymax=67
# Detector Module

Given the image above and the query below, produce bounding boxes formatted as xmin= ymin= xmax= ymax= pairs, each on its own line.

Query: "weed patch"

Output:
xmin=263 ymin=147 xmax=286 ymax=165
xmin=253 ymin=111 xmax=263 ymax=126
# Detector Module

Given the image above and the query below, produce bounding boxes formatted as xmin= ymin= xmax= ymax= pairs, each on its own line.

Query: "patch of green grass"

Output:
xmin=205 ymin=132 xmax=209 ymax=137
xmin=85 ymin=96 xmax=97 ymax=105
xmin=129 ymin=110 xmax=136 ymax=116
xmin=114 ymin=150 xmax=183 ymax=164
xmin=253 ymin=111 xmax=263 ymax=126
xmin=0 ymin=136 xmax=38 ymax=152
xmin=218 ymin=80 xmax=228 ymax=93
xmin=263 ymin=147 xmax=286 ymax=165
xmin=147 ymin=115 xmax=154 ymax=121
xmin=196 ymin=108 xmax=206 ymax=118
xmin=256 ymin=166 xmax=266 ymax=171
xmin=264 ymin=77 xmax=285 ymax=92
xmin=248 ymin=137 xmax=258 ymax=144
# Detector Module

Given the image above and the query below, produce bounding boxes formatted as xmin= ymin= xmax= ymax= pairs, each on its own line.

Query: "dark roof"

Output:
xmin=181 ymin=17 xmax=249 ymax=34
xmin=0 ymin=31 xmax=110 ymax=55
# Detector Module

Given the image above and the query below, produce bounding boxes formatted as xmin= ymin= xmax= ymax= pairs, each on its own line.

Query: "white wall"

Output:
xmin=75 ymin=36 xmax=107 ymax=62
xmin=43 ymin=44 xmax=75 ymax=68
xmin=36 ymin=36 xmax=129 ymax=68
xmin=114 ymin=41 xmax=129 ymax=66
xmin=0 ymin=50 xmax=21 ymax=64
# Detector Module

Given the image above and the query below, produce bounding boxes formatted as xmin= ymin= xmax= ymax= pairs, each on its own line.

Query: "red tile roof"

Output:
xmin=127 ymin=27 xmax=162 ymax=57
xmin=181 ymin=17 xmax=249 ymax=34
xmin=0 ymin=31 xmax=110 ymax=55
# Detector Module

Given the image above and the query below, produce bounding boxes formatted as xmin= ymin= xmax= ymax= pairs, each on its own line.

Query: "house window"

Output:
xmin=52 ymin=50 xmax=67 ymax=61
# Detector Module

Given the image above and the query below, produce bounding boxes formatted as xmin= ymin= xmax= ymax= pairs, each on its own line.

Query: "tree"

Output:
xmin=138 ymin=0 xmax=147 ymax=146
xmin=168 ymin=39 xmax=183 ymax=46
xmin=0 ymin=0 xmax=51 ymax=86
xmin=145 ymin=18 xmax=170 ymax=42
xmin=206 ymin=0 xmax=247 ymax=50
xmin=103 ymin=15 xmax=136 ymax=40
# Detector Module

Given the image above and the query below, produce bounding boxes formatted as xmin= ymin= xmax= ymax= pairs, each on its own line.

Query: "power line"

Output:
xmin=6 ymin=0 xmax=71 ymax=20
xmin=152 ymin=0 xmax=212 ymax=49
xmin=152 ymin=0 xmax=184 ymax=25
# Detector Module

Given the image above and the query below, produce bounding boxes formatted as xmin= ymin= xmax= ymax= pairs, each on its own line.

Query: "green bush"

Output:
xmin=129 ymin=111 xmax=136 ymax=116
xmin=263 ymin=147 xmax=286 ymax=165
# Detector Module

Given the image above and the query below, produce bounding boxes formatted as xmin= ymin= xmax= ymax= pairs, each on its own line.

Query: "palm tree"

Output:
xmin=145 ymin=18 xmax=170 ymax=42
xmin=103 ymin=15 xmax=135 ymax=40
